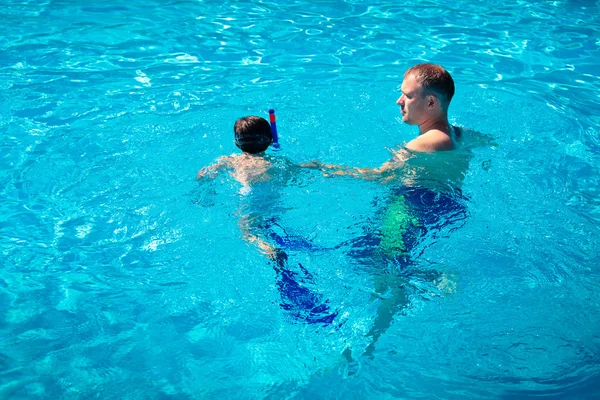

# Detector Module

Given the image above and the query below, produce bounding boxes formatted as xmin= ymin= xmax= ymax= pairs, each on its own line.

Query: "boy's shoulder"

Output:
xmin=217 ymin=154 xmax=236 ymax=163
xmin=196 ymin=154 xmax=236 ymax=179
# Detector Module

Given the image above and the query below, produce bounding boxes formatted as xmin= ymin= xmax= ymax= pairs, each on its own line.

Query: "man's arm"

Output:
xmin=301 ymin=148 xmax=411 ymax=180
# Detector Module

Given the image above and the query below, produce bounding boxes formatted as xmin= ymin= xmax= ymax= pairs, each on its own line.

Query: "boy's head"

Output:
xmin=234 ymin=116 xmax=273 ymax=154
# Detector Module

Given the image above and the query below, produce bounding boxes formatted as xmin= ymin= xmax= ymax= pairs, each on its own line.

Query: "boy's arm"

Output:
xmin=196 ymin=156 xmax=230 ymax=179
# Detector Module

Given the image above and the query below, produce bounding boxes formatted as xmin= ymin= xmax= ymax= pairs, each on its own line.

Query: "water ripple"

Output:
xmin=2 ymin=0 xmax=600 ymax=398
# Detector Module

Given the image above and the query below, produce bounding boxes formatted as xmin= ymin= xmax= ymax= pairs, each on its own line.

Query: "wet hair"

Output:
xmin=405 ymin=63 xmax=455 ymax=109
xmin=234 ymin=116 xmax=273 ymax=154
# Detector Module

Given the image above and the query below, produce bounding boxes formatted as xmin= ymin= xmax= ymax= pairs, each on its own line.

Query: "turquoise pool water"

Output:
xmin=2 ymin=0 xmax=600 ymax=398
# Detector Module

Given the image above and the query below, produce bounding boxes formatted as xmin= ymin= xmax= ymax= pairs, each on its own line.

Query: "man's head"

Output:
xmin=396 ymin=63 xmax=455 ymax=125
xmin=234 ymin=116 xmax=273 ymax=154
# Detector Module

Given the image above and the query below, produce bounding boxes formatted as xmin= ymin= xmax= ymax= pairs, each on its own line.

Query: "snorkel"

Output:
xmin=269 ymin=109 xmax=280 ymax=150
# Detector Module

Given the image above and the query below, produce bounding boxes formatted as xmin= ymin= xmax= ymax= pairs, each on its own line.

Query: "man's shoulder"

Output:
xmin=405 ymin=129 xmax=454 ymax=152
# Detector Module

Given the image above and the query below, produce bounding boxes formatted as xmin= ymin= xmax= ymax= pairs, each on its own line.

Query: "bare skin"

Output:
xmin=197 ymin=152 xmax=278 ymax=256
xmin=238 ymin=213 xmax=277 ymax=259
xmin=197 ymin=153 xmax=273 ymax=189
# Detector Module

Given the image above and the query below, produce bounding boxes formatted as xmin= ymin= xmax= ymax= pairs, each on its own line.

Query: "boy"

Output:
xmin=196 ymin=115 xmax=336 ymax=325
xmin=197 ymin=115 xmax=274 ymax=192
xmin=197 ymin=115 xmax=276 ymax=256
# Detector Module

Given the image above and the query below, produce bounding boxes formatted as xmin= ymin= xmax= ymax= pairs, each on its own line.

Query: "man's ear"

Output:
xmin=427 ymin=94 xmax=436 ymax=108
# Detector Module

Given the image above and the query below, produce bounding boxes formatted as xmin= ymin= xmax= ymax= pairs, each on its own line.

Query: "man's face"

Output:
xmin=396 ymin=74 xmax=429 ymax=125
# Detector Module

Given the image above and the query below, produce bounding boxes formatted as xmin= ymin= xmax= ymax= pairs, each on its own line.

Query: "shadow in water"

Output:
xmin=243 ymin=214 xmax=338 ymax=326
xmin=271 ymin=248 xmax=338 ymax=325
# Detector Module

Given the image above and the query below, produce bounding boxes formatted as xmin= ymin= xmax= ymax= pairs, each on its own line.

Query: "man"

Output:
xmin=303 ymin=63 xmax=462 ymax=179
xmin=305 ymin=64 xmax=471 ymax=360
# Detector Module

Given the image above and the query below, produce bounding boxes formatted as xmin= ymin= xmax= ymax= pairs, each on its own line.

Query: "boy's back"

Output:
xmin=199 ymin=153 xmax=272 ymax=189
xmin=228 ymin=153 xmax=272 ymax=187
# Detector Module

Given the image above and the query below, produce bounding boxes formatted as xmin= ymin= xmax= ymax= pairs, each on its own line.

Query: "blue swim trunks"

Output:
xmin=347 ymin=185 xmax=468 ymax=266
xmin=380 ymin=185 xmax=468 ymax=259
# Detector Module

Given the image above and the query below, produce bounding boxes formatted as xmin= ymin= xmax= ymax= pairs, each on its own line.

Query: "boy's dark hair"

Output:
xmin=234 ymin=116 xmax=273 ymax=154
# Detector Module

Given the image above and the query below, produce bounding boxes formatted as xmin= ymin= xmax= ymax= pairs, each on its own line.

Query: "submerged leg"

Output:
xmin=364 ymin=270 xmax=411 ymax=358
xmin=360 ymin=188 xmax=468 ymax=356
xmin=355 ymin=194 xmax=420 ymax=356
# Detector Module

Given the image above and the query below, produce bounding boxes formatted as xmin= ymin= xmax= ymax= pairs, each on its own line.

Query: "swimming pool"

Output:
xmin=1 ymin=0 xmax=600 ymax=398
